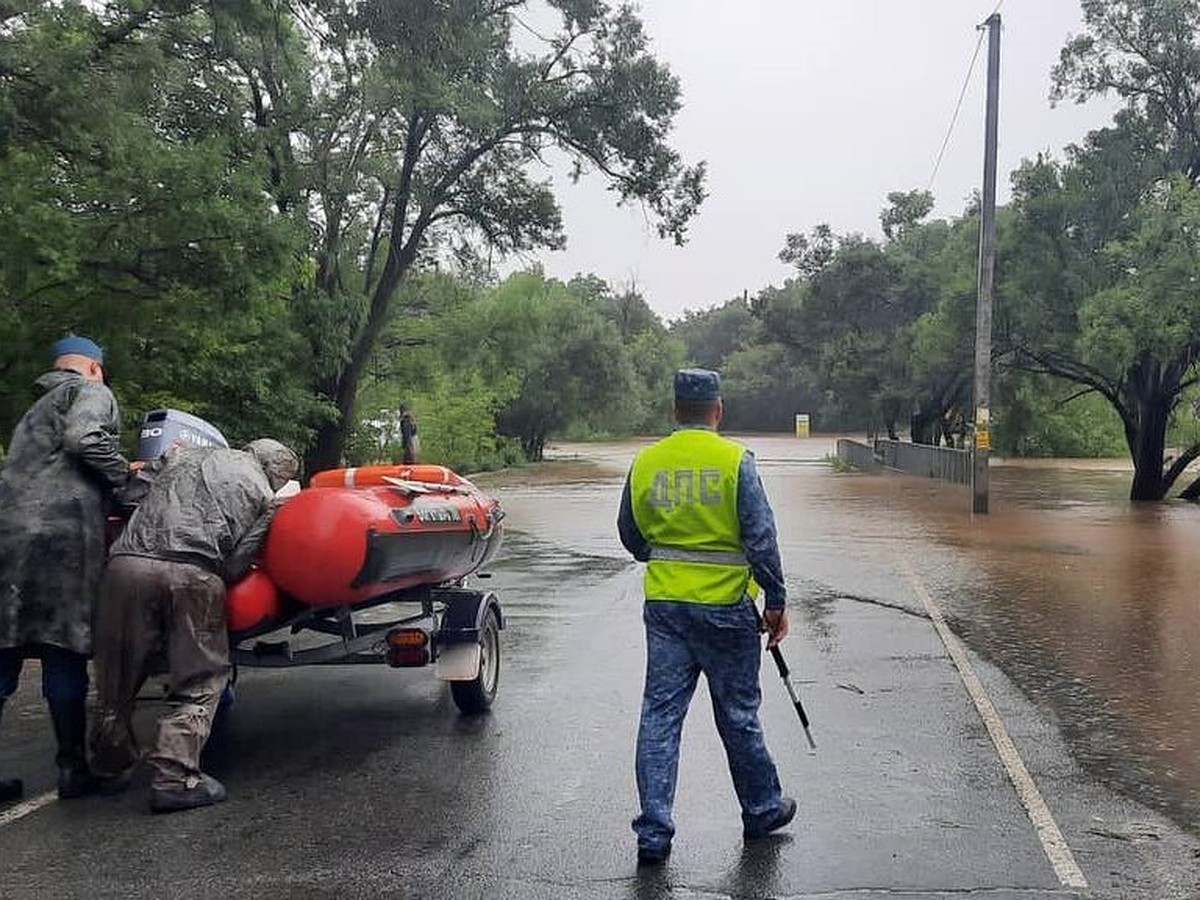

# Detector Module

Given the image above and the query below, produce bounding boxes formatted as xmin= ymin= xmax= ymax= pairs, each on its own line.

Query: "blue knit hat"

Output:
xmin=674 ymin=368 xmax=721 ymax=402
xmin=52 ymin=335 xmax=104 ymax=364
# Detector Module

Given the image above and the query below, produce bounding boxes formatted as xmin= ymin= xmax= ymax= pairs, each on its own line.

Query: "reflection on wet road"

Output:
xmin=495 ymin=438 xmax=1200 ymax=832
xmin=3 ymin=435 xmax=1198 ymax=897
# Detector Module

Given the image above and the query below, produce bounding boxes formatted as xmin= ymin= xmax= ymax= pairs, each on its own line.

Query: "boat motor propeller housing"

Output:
xmin=137 ymin=408 xmax=229 ymax=461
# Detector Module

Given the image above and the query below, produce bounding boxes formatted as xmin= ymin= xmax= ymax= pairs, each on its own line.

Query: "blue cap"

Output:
xmin=52 ymin=335 xmax=104 ymax=364
xmin=674 ymin=368 xmax=721 ymax=402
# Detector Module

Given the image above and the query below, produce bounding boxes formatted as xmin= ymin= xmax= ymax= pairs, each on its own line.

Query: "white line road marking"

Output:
xmin=903 ymin=559 xmax=1089 ymax=890
xmin=0 ymin=791 xmax=56 ymax=828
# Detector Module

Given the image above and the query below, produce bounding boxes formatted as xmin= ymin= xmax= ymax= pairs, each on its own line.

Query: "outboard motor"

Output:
xmin=136 ymin=408 xmax=229 ymax=461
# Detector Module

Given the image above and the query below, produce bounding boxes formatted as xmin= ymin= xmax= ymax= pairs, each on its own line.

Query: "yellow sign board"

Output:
xmin=975 ymin=428 xmax=990 ymax=451
xmin=794 ymin=414 xmax=810 ymax=438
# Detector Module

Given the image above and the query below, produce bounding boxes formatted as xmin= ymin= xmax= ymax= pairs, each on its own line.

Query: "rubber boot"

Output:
xmin=48 ymin=698 xmax=99 ymax=799
xmin=0 ymin=700 xmax=24 ymax=803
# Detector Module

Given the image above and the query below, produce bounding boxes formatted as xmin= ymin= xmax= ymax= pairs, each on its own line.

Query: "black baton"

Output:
xmin=758 ymin=606 xmax=816 ymax=750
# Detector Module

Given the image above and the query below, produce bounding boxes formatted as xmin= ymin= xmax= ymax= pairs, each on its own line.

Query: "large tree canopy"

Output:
xmin=1009 ymin=172 xmax=1200 ymax=499
xmin=0 ymin=1 xmax=319 ymax=449
xmin=228 ymin=0 xmax=705 ymax=468
xmin=1001 ymin=0 xmax=1200 ymax=499
xmin=1053 ymin=0 xmax=1200 ymax=176
xmin=464 ymin=270 xmax=637 ymax=460
xmin=1 ymin=0 xmax=704 ymax=468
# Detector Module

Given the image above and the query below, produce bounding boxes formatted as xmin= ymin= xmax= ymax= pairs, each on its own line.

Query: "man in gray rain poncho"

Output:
xmin=0 ymin=335 xmax=136 ymax=804
xmin=90 ymin=438 xmax=299 ymax=814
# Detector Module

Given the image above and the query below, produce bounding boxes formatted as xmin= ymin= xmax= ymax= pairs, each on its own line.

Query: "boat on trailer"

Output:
xmin=135 ymin=410 xmax=506 ymax=715
xmin=225 ymin=464 xmax=506 ymax=714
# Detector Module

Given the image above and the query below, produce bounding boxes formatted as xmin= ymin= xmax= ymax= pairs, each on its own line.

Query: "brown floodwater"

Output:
xmin=805 ymin=448 xmax=1200 ymax=831
xmin=499 ymin=439 xmax=1200 ymax=832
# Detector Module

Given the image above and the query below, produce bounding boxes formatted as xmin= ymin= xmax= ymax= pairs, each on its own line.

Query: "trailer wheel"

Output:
xmin=451 ymin=608 xmax=500 ymax=714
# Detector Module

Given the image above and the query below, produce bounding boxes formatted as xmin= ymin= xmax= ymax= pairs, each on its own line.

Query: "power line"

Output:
xmin=927 ymin=26 xmax=988 ymax=193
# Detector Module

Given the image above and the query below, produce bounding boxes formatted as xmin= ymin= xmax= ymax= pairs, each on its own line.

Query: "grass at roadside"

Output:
xmin=470 ymin=457 xmax=622 ymax=488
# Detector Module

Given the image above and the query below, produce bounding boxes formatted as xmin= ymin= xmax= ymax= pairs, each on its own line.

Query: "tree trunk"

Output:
xmin=910 ymin=409 xmax=938 ymax=445
xmin=308 ymin=374 xmax=360 ymax=474
xmin=522 ymin=432 xmax=545 ymax=462
xmin=1124 ymin=365 xmax=1171 ymax=502
xmin=1179 ymin=473 xmax=1200 ymax=501
xmin=306 ymin=287 xmax=410 ymax=472
xmin=309 ymin=422 xmax=342 ymax=475
xmin=304 ymin=203 xmax=426 ymax=473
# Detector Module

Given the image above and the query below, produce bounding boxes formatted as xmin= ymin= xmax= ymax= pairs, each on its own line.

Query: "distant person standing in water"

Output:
xmin=399 ymin=405 xmax=420 ymax=464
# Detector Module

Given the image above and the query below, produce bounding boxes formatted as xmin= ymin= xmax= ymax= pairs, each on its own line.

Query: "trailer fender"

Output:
xmin=436 ymin=590 xmax=502 ymax=682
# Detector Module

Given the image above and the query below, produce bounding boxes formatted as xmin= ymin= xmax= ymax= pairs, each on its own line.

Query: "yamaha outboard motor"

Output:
xmin=136 ymin=409 xmax=229 ymax=461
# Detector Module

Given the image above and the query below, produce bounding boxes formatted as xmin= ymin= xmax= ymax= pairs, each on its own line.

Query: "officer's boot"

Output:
xmin=48 ymin=697 xmax=99 ymax=799
xmin=0 ymin=700 xmax=24 ymax=803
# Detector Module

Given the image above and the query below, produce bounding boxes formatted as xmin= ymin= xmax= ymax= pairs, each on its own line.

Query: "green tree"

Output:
xmin=470 ymin=271 xmax=638 ymax=459
xmin=1008 ymin=172 xmax=1200 ymax=498
xmin=671 ymin=296 xmax=759 ymax=370
xmin=758 ymin=222 xmax=946 ymax=435
xmin=777 ymin=223 xmax=836 ymax=280
xmin=569 ymin=277 xmax=684 ymax=432
xmin=998 ymin=1 xmax=1200 ymax=497
xmin=1052 ymin=0 xmax=1200 ymax=177
xmin=0 ymin=2 xmax=319 ymax=452
xmin=625 ymin=328 xmax=688 ymax=433
xmin=349 ymin=270 xmax=522 ymax=470
xmin=229 ymin=0 xmax=705 ymax=470
xmin=719 ymin=342 xmax=816 ymax=432
xmin=880 ymin=200 xmax=968 ymax=443
xmin=880 ymin=189 xmax=935 ymax=242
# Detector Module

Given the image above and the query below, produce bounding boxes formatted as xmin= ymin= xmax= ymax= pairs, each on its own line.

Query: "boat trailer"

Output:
xmin=229 ymin=581 xmax=503 ymax=714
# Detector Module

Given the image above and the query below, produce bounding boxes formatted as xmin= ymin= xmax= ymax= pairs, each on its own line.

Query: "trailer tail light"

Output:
xmin=387 ymin=628 xmax=428 ymax=648
xmin=386 ymin=627 xmax=430 ymax=667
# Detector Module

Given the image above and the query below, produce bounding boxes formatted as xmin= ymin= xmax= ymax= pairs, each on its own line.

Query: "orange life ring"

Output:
xmin=308 ymin=464 xmax=466 ymax=489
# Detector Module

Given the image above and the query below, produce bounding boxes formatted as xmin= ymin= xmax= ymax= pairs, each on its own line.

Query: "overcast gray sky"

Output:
xmin=519 ymin=0 xmax=1119 ymax=321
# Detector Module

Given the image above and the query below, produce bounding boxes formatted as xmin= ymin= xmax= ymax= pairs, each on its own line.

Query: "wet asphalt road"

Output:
xmin=1 ymin=436 xmax=1199 ymax=899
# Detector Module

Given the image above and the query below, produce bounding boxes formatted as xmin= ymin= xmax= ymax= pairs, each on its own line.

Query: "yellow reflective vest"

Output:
xmin=629 ymin=428 xmax=758 ymax=604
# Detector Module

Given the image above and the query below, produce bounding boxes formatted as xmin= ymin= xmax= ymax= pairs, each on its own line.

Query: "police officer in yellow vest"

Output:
xmin=618 ymin=368 xmax=794 ymax=866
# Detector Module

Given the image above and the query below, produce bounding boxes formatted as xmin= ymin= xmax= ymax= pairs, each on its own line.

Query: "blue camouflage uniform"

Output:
xmin=617 ymin=368 xmax=790 ymax=855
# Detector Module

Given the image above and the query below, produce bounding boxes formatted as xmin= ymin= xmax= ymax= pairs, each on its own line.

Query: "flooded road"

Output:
xmin=3 ymin=434 xmax=1199 ymax=898
xmin=837 ymin=457 xmax=1200 ymax=831
xmin=513 ymin=437 xmax=1200 ymax=832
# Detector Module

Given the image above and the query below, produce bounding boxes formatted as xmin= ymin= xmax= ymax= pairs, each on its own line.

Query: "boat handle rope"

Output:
xmin=380 ymin=475 xmax=473 ymax=496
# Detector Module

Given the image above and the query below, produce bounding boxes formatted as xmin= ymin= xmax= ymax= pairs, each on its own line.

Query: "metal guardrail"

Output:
xmin=836 ymin=439 xmax=880 ymax=471
xmin=836 ymin=438 xmax=971 ymax=485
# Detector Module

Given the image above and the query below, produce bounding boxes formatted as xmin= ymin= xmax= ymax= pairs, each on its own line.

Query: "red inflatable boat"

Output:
xmin=225 ymin=465 xmax=504 ymax=630
xmin=133 ymin=411 xmax=505 ymax=715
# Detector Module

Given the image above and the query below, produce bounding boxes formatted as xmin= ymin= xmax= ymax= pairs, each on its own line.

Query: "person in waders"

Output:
xmin=0 ymin=335 xmax=137 ymax=804
xmin=89 ymin=438 xmax=299 ymax=813
xmin=617 ymin=368 xmax=795 ymax=866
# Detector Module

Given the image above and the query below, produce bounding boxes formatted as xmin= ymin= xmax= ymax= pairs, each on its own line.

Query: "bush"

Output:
xmin=994 ymin=385 xmax=1125 ymax=457
xmin=345 ymin=370 xmax=520 ymax=474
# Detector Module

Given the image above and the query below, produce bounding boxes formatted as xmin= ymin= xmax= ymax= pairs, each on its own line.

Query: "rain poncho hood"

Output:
xmin=244 ymin=439 xmax=299 ymax=492
xmin=111 ymin=443 xmax=294 ymax=583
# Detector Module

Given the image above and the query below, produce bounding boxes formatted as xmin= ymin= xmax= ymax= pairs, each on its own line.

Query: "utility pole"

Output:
xmin=972 ymin=12 xmax=1001 ymax=515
